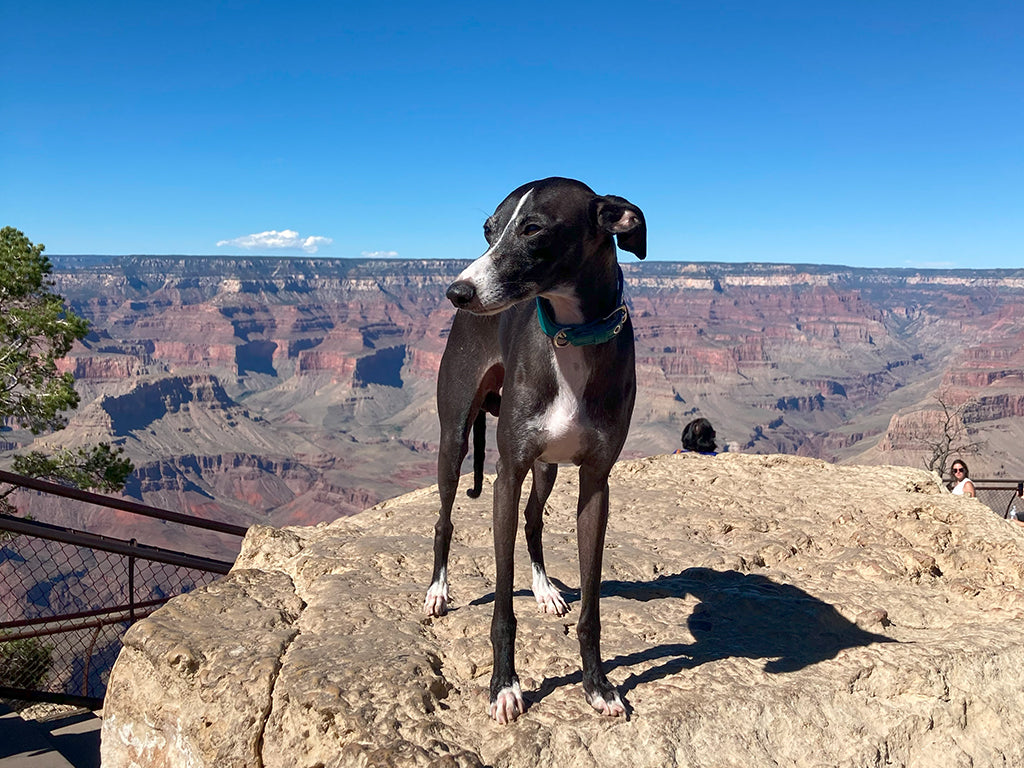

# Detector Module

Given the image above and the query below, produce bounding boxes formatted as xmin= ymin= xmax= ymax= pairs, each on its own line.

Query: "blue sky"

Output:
xmin=2 ymin=1 xmax=1021 ymax=269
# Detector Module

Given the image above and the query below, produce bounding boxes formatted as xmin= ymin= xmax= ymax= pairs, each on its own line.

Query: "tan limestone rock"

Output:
xmin=102 ymin=454 xmax=1024 ymax=767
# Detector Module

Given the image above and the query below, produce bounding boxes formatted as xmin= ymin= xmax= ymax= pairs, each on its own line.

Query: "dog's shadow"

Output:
xmin=480 ymin=567 xmax=893 ymax=709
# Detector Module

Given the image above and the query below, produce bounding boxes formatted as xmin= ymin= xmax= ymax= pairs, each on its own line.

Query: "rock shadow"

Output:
xmin=531 ymin=567 xmax=893 ymax=707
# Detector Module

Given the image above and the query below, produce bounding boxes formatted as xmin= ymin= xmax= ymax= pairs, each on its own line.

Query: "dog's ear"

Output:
xmin=593 ymin=195 xmax=647 ymax=260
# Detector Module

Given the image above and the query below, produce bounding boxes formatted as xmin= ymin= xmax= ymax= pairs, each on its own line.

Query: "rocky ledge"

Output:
xmin=101 ymin=453 xmax=1024 ymax=767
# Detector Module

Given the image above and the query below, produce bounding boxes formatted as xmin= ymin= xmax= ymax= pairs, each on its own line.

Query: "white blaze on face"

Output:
xmin=456 ymin=189 xmax=534 ymax=309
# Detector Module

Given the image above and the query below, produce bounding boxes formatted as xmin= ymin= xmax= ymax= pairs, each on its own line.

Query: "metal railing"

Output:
xmin=0 ymin=470 xmax=247 ymax=708
xmin=967 ymin=479 xmax=1024 ymax=520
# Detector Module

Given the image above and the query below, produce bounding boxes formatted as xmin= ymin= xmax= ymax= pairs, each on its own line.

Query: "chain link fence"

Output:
xmin=0 ymin=470 xmax=245 ymax=708
xmin=971 ymin=480 xmax=1024 ymax=521
xmin=1 ymin=529 xmax=227 ymax=704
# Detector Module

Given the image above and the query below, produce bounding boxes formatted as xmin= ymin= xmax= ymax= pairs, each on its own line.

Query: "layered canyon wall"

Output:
xmin=4 ymin=257 xmax=1024 ymax=544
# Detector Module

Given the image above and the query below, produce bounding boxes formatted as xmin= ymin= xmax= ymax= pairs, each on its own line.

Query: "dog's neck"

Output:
xmin=541 ymin=246 xmax=622 ymax=325
xmin=536 ymin=256 xmax=627 ymax=349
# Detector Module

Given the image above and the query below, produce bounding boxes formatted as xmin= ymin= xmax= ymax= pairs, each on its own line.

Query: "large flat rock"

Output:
xmin=102 ymin=454 xmax=1024 ymax=767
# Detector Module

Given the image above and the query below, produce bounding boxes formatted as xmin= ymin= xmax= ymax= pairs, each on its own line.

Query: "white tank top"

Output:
xmin=952 ymin=478 xmax=971 ymax=495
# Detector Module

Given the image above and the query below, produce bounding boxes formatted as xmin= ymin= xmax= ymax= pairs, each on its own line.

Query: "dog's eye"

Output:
xmin=522 ymin=223 xmax=542 ymax=236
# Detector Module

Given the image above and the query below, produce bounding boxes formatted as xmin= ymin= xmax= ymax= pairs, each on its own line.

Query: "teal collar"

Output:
xmin=535 ymin=268 xmax=628 ymax=348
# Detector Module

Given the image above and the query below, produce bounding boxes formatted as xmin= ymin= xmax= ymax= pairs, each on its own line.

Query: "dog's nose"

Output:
xmin=446 ymin=280 xmax=476 ymax=308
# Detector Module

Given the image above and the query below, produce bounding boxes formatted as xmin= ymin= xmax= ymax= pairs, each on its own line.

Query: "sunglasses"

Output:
xmin=952 ymin=467 xmax=965 ymax=473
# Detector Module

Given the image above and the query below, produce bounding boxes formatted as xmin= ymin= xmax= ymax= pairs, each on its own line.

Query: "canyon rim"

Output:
xmin=101 ymin=453 xmax=1024 ymax=768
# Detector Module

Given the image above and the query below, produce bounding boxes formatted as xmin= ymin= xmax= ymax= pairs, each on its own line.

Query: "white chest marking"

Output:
xmin=534 ymin=345 xmax=588 ymax=463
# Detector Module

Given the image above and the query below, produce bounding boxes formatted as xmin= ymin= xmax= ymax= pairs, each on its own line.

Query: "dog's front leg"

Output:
xmin=489 ymin=459 xmax=527 ymax=724
xmin=576 ymin=466 xmax=626 ymax=717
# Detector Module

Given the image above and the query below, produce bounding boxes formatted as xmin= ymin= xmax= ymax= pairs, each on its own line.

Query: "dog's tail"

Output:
xmin=466 ymin=410 xmax=487 ymax=498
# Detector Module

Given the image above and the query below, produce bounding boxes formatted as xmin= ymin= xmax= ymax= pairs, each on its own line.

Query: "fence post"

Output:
xmin=82 ymin=624 xmax=103 ymax=697
xmin=129 ymin=539 xmax=137 ymax=623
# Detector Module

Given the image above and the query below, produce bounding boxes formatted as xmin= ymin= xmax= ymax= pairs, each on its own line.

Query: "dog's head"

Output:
xmin=447 ymin=177 xmax=646 ymax=314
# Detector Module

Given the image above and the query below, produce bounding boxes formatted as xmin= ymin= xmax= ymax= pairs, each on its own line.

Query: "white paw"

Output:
xmin=532 ymin=565 xmax=569 ymax=616
xmin=424 ymin=580 xmax=449 ymax=617
xmin=586 ymin=688 xmax=625 ymax=717
xmin=489 ymin=681 xmax=525 ymax=724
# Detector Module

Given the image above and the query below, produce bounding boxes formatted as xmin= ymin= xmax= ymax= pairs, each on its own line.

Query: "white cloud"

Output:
xmin=217 ymin=229 xmax=333 ymax=254
xmin=361 ymin=250 xmax=400 ymax=258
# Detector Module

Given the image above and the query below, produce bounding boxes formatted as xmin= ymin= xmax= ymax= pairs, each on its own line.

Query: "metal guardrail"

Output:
xmin=0 ymin=469 xmax=249 ymax=537
xmin=967 ymin=479 xmax=1024 ymax=520
xmin=0 ymin=470 xmax=246 ymax=709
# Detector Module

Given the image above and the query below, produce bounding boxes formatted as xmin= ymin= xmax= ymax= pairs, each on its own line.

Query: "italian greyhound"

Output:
xmin=425 ymin=177 xmax=646 ymax=723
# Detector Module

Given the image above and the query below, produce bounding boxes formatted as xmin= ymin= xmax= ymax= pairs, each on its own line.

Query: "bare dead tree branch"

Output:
xmin=904 ymin=390 xmax=986 ymax=477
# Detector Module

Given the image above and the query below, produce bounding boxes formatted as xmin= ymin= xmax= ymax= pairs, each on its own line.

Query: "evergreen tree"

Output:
xmin=0 ymin=227 xmax=132 ymax=510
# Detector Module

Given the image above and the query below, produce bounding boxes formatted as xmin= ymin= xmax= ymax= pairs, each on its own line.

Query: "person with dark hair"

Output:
xmin=677 ymin=417 xmax=717 ymax=455
xmin=949 ymin=459 xmax=975 ymax=497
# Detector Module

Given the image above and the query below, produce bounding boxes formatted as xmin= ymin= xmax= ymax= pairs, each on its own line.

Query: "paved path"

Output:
xmin=0 ymin=705 xmax=100 ymax=768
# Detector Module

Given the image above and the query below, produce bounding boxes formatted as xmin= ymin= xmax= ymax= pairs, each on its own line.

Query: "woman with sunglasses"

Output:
xmin=950 ymin=460 xmax=976 ymax=497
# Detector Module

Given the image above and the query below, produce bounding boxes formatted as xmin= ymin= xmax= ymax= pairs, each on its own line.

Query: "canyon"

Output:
xmin=3 ymin=256 xmax=1024 ymax=556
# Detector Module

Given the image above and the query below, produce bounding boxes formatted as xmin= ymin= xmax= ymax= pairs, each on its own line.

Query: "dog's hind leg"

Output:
xmin=524 ymin=461 xmax=568 ymax=615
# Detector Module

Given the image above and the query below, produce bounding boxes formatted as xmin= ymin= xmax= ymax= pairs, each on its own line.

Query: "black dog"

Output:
xmin=426 ymin=178 xmax=646 ymax=723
